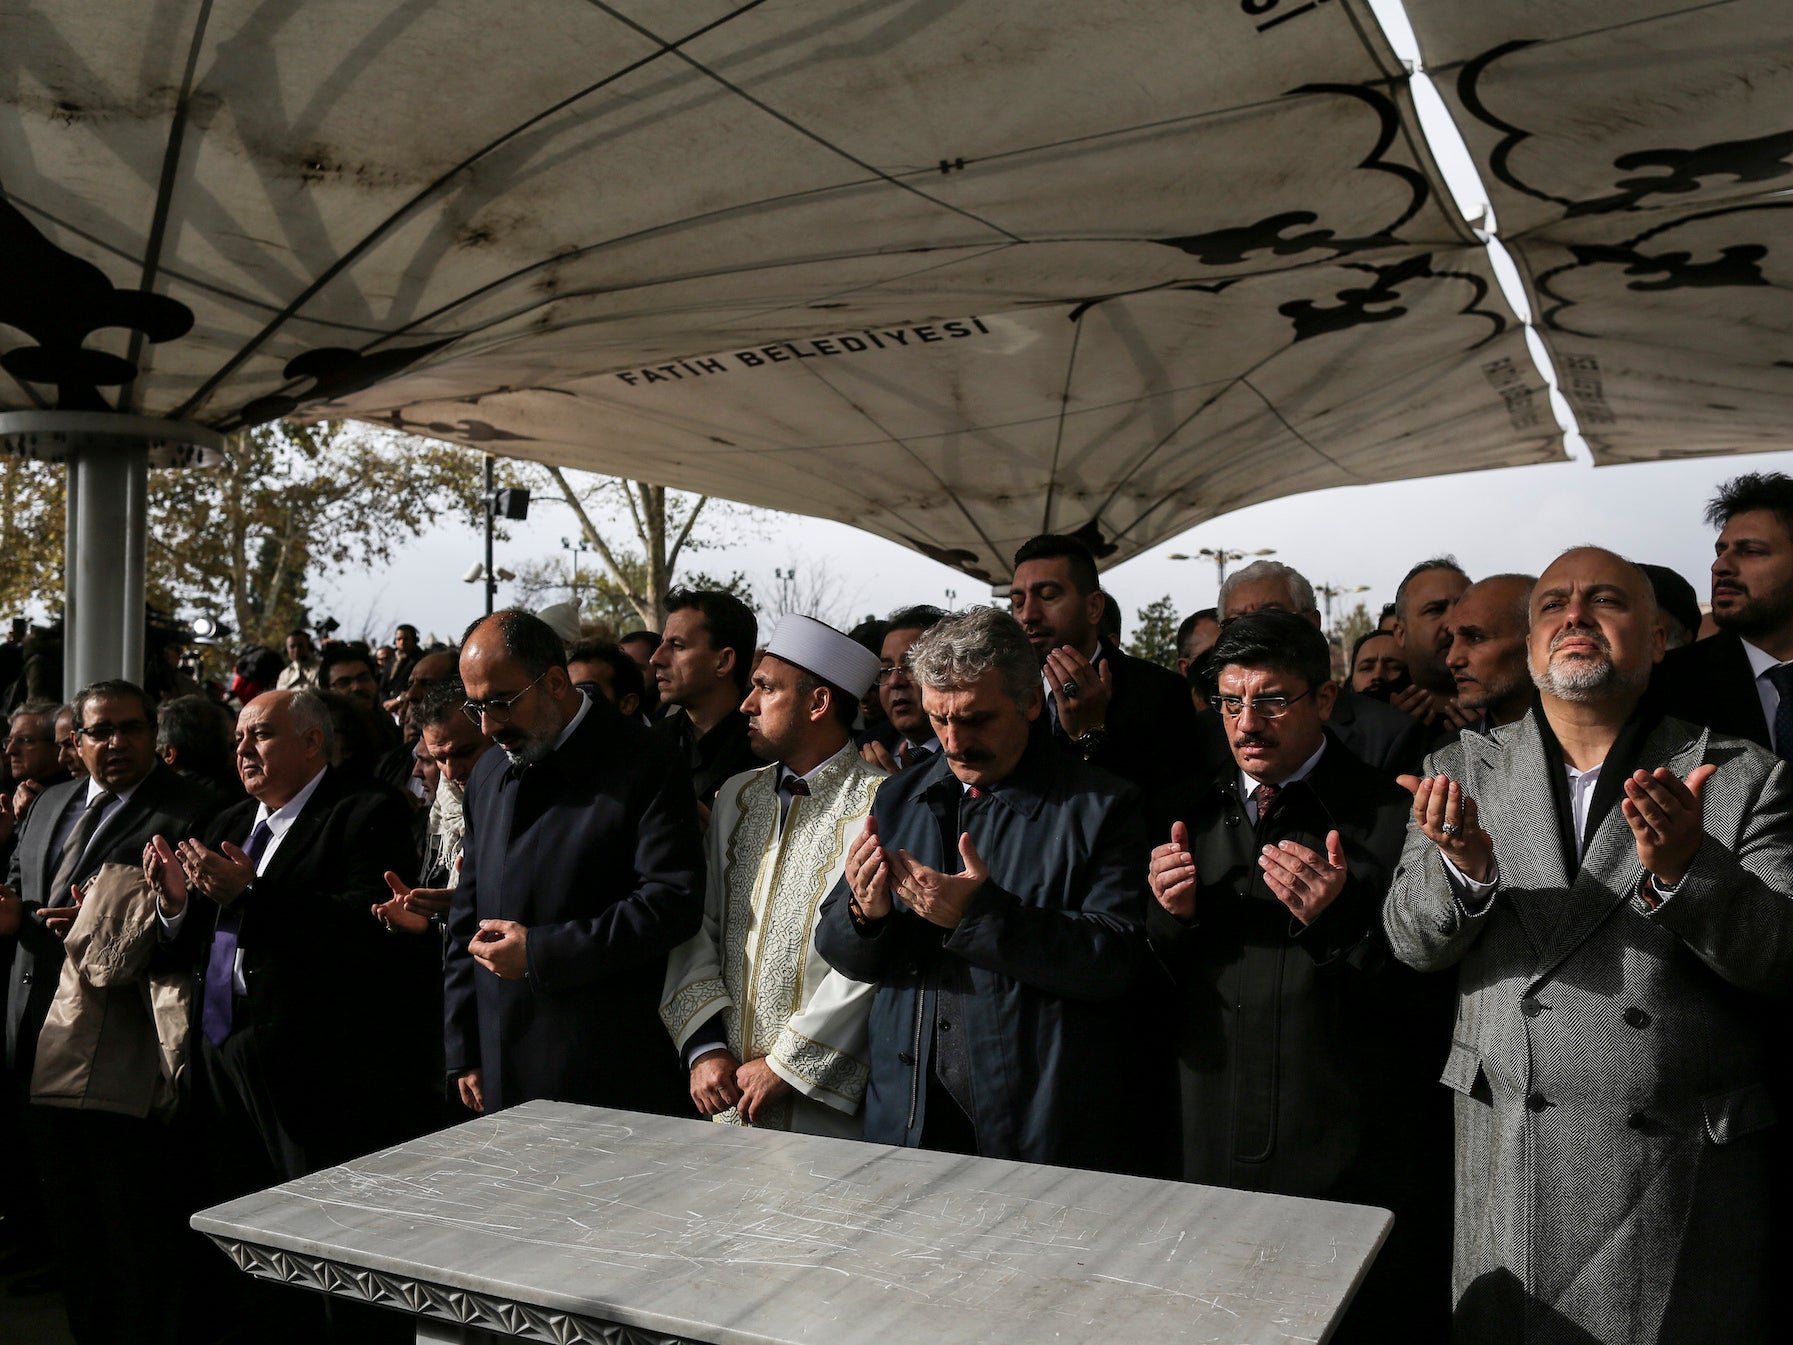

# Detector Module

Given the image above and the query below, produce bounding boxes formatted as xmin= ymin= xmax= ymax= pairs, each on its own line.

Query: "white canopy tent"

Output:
xmin=1 ymin=0 xmax=1785 ymax=679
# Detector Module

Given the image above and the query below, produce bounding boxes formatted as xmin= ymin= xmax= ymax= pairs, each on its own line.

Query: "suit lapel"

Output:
xmin=1529 ymin=720 xmax=1705 ymax=987
xmin=257 ymin=772 xmax=335 ymax=886
xmin=1482 ymin=719 xmax=1563 ymax=957
xmin=25 ymin=780 xmax=84 ymax=904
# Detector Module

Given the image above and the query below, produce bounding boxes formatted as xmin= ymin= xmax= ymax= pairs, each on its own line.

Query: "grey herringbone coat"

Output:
xmin=1384 ymin=713 xmax=1793 ymax=1345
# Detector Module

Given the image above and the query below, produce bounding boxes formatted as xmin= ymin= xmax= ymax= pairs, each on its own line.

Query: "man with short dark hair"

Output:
xmin=618 ymin=630 xmax=662 ymax=716
xmin=568 ymin=638 xmax=648 ymax=721
xmin=317 ymin=642 xmax=382 ymax=710
xmin=861 ymin=604 xmax=950 ymax=773
xmin=1174 ymin=608 xmax=1222 ymax=679
xmin=1386 ymin=546 xmax=1793 ymax=1342
xmin=1008 ymin=533 xmax=1197 ymax=815
xmin=1391 ymin=557 xmax=1472 ymax=720
xmin=382 ymin=624 xmax=422 ymax=708
xmin=1219 ymin=559 xmax=1424 ymax=777
xmin=663 ymin=615 xmax=884 ymax=1137
xmin=650 ymin=590 xmax=760 ymax=811
xmin=276 ymin=630 xmax=318 ymax=690
xmin=446 ymin=611 xmax=704 ymax=1118
xmin=1350 ymin=630 xmax=1408 ymax=700
xmin=1147 ymin=612 xmax=1449 ymax=1337
xmin=1443 ymin=574 xmax=1535 ymax=733
xmin=1655 ymin=471 xmax=1793 ymax=753
xmin=0 ymin=680 xmax=213 ymax=1345
xmin=816 ymin=607 xmax=1160 ymax=1174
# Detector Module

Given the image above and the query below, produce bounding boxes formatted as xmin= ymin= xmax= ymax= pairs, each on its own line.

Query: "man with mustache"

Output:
xmin=1147 ymin=611 xmax=1451 ymax=1339
xmin=816 ymin=607 xmax=1161 ymax=1174
xmin=1385 ymin=546 xmax=1793 ymax=1344
xmin=445 ymin=611 xmax=703 ymax=1118
xmin=1656 ymin=472 xmax=1793 ymax=754
xmin=1390 ymin=556 xmax=1473 ymax=726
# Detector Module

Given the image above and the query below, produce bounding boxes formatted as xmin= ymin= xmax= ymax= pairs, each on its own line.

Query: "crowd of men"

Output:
xmin=3 ymin=470 xmax=1792 ymax=1345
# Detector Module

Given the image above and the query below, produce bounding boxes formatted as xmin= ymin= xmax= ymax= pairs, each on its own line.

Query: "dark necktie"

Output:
xmin=781 ymin=776 xmax=810 ymax=797
xmin=201 ymin=819 xmax=274 ymax=1047
xmin=896 ymin=742 xmax=930 ymax=770
xmin=47 ymin=789 xmax=117 ymax=907
xmin=1251 ymin=781 xmax=1280 ymax=829
xmin=1768 ymin=665 xmax=1793 ymax=764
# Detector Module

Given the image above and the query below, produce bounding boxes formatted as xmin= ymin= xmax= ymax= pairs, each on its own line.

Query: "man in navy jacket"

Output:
xmin=445 ymin=611 xmax=703 ymax=1118
xmin=815 ymin=607 xmax=1161 ymax=1174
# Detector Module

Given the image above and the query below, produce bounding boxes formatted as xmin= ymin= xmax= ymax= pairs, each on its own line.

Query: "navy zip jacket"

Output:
xmin=815 ymin=735 xmax=1162 ymax=1173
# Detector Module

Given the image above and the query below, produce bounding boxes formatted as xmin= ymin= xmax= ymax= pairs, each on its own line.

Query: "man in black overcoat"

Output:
xmin=1006 ymin=533 xmax=1198 ymax=822
xmin=445 ymin=611 xmax=703 ymax=1118
xmin=1147 ymin=612 xmax=1452 ymax=1340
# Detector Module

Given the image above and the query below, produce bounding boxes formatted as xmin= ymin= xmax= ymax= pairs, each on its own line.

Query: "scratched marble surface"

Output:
xmin=193 ymin=1099 xmax=1389 ymax=1345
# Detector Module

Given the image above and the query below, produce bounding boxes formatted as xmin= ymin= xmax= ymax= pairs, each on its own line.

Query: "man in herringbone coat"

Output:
xmin=1385 ymin=547 xmax=1793 ymax=1345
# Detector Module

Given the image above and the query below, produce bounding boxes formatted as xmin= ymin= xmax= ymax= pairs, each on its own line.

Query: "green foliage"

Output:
xmin=0 ymin=456 xmax=65 ymax=618
xmin=149 ymin=421 xmax=483 ymax=647
xmin=1336 ymin=601 xmax=1373 ymax=653
xmin=1127 ymin=593 xmax=1182 ymax=668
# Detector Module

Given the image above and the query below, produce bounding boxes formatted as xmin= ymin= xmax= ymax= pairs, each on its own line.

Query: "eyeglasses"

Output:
xmin=1215 ymin=688 xmax=1314 ymax=720
xmin=1 ymin=734 xmax=52 ymax=751
xmin=463 ymin=671 xmax=548 ymax=726
xmin=874 ymin=666 xmax=910 ymax=684
xmin=74 ymin=719 xmax=152 ymax=743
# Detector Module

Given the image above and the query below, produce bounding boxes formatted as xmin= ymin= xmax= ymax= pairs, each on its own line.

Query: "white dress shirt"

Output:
xmin=1741 ymin=639 xmax=1792 ymax=752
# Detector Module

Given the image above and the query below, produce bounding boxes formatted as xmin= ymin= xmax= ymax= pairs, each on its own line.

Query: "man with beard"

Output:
xmin=1007 ymin=533 xmax=1197 ymax=816
xmin=1349 ymin=630 xmax=1409 ymax=700
xmin=1442 ymin=574 xmax=1535 ymax=734
xmin=1390 ymin=557 xmax=1472 ymax=724
xmin=661 ymin=616 xmax=884 ymax=1136
xmin=650 ymin=590 xmax=761 ymax=814
xmin=1656 ymin=472 xmax=1793 ymax=754
xmin=444 ymin=611 xmax=703 ymax=1117
xmin=860 ymin=605 xmax=949 ymax=773
xmin=1385 ymin=547 xmax=1793 ymax=1344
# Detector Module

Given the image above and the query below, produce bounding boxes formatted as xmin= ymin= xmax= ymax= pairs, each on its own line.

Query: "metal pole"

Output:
xmin=0 ymin=412 xmax=222 ymax=691
xmin=483 ymin=454 xmax=496 ymax=616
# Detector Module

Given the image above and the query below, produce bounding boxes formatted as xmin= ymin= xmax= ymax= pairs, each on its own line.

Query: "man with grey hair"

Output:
xmin=1219 ymin=559 xmax=1425 ymax=777
xmin=148 ymin=685 xmax=432 ymax=1330
xmin=816 ymin=607 xmax=1164 ymax=1174
xmin=1385 ymin=546 xmax=1793 ymax=1341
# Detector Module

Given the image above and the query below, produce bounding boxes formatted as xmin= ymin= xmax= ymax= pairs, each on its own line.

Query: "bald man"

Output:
xmin=1386 ymin=547 xmax=1793 ymax=1343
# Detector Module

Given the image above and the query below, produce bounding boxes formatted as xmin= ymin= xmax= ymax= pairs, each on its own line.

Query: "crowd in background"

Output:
xmin=1 ymin=472 xmax=1792 ymax=1345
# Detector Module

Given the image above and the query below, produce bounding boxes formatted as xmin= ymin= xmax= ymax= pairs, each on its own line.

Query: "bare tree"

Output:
xmin=761 ymin=558 xmax=861 ymax=628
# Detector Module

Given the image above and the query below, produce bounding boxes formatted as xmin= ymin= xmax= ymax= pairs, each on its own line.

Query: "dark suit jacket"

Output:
xmin=1328 ymin=685 xmax=1427 ymax=777
xmin=653 ymin=706 xmax=760 ymax=806
xmin=1061 ymin=645 xmax=1199 ymax=824
xmin=1653 ymin=631 xmax=1770 ymax=749
xmin=445 ymin=694 xmax=704 ymax=1115
xmin=1153 ymin=735 xmax=1453 ymax=1333
xmin=193 ymin=767 xmax=429 ymax=1157
xmin=5 ymin=763 xmax=213 ymax=1081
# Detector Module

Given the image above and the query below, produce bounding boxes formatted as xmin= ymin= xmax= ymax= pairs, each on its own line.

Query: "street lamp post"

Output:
xmin=1316 ymin=583 xmax=1371 ymax=636
xmin=1167 ymin=546 xmax=1278 ymax=596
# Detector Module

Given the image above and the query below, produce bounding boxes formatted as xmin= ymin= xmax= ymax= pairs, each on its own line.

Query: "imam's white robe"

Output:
xmin=660 ymin=745 xmax=883 ymax=1136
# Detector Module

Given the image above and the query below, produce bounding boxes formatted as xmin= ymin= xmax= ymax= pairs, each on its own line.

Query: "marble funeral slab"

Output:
xmin=193 ymin=1099 xmax=1389 ymax=1345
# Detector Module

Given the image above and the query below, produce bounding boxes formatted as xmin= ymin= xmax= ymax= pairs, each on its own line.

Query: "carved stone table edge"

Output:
xmin=203 ymin=1234 xmax=697 ymax=1345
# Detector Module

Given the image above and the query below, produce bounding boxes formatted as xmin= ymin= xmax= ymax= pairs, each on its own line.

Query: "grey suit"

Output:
xmin=1384 ymin=713 xmax=1793 ymax=1344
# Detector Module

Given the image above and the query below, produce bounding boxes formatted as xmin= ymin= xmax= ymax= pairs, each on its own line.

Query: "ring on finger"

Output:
xmin=1440 ymin=821 xmax=1460 ymax=838
xmin=1060 ymin=679 xmax=1079 ymax=699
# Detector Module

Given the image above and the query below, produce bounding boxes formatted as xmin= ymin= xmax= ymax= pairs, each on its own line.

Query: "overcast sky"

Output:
xmin=309 ymin=445 xmax=1793 ymax=648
